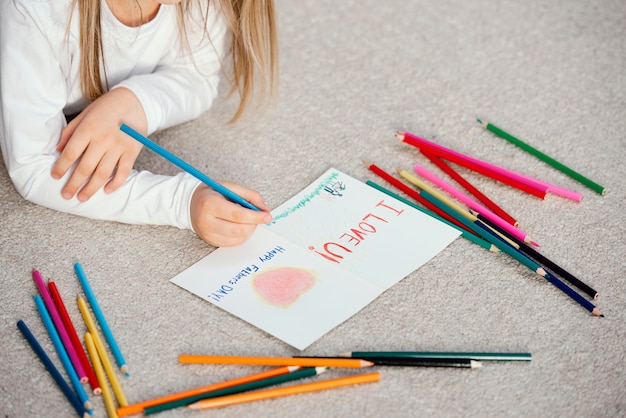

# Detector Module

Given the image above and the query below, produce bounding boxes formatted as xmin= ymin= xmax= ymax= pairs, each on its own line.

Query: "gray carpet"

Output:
xmin=2 ymin=0 xmax=625 ymax=417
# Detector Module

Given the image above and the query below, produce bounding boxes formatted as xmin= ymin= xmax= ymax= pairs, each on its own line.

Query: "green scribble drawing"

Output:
xmin=269 ymin=171 xmax=340 ymax=224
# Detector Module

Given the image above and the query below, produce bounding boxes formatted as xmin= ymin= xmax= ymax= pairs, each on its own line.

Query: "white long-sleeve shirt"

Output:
xmin=0 ymin=0 xmax=228 ymax=229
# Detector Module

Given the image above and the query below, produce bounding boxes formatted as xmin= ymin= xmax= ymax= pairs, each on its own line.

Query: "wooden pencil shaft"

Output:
xmin=77 ymin=296 xmax=128 ymax=406
xmin=473 ymin=219 xmax=600 ymax=315
xmin=178 ymin=355 xmax=372 ymax=368
xmin=474 ymin=211 xmax=598 ymax=299
xmin=32 ymin=271 xmax=87 ymax=382
xmin=400 ymin=132 xmax=548 ymax=198
xmin=411 ymin=163 xmax=535 ymax=245
xmin=421 ymin=150 xmax=518 ymax=226
xmin=144 ymin=367 xmax=323 ymax=415
xmin=48 ymin=281 xmax=100 ymax=393
xmin=365 ymin=163 xmax=478 ymax=236
xmin=188 ymin=372 xmax=381 ymax=410
xmin=120 ymin=123 xmax=261 ymax=210
xmin=400 ymin=169 xmax=518 ymax=248
xmin=74 ymin=262 xmax=128 ymax=376
xmin=481 ymin=120 xmax=605 ymax=194
xmin=295 ymin=356 xmax=475 ymax=368
xmin=397 ymin=169 xmax=476 ymax=222
xmin=33 ymin=295 xmax=91 ymax=411
xmin=365 ymin=180 xmax=494 ymax=252
xmin=117 ymin=366 xmax=297 ymax=416
xmin=17 ymin=320 xmax=86 ymax=418
xmin=345 ymin=352 xmax=532 ymax=361
xmin=84 ymin=333 xmax=117 ymax=418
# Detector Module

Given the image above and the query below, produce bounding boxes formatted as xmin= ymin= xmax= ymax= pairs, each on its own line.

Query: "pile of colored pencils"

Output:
xmin=117 ymin=350 xmax=529 ymax=415
xmin=364 ymin=121 xmax=604 ymax=317
xmin=17 ymin=263 xmax=129 ymax=417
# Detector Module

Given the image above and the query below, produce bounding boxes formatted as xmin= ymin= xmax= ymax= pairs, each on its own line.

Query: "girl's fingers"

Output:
xmin=104 ymin=153 xmax=134 ymax=194
xmin=76 ymin=151 xmax=120 ymax=201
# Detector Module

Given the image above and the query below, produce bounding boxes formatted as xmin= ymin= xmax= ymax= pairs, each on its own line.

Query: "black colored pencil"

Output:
xmin=472 ymin=210 xmax=599 ymax=299
xmin=294 ymin=356 xmax=481 ymax=368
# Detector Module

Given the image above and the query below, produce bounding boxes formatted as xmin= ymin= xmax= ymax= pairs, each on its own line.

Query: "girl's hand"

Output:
xmin=51 ymin=88 xmax=147 ymax=201
xmin=190 ymin=181 xmax=273 ymax=247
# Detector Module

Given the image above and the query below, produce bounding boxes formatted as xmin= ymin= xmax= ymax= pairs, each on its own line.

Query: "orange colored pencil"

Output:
xmin=116 ymin=366 xmax=298 ymax=417
xmin=178 ymin=355 xmax=374 ymax=369
xmin=187 ymin=372 xmax=381 ymax=410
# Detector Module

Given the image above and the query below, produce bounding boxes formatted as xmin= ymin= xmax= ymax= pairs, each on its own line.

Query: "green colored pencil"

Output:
xmin=143 ymin=367 xmax=327 ymax=415
xmin=365 ymin=180 xmax=500 ymax=253
xmin=477 ymin=119 xmax=606 ymax=195
xmin=340 ymin=351 xmax=532 ymax=361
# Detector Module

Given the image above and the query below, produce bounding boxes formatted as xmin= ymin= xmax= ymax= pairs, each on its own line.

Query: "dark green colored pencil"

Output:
xmin=365 ymin=180 xmax=500 ymax=253
xmin=477 ymin=119 xmax=606 ymax=195
xmin=143 ymin=367 xmax=326 ymax=415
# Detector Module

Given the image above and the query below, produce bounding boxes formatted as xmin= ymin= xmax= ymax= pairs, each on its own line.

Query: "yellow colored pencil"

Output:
xmin=188 ymin=371 xmax=381 ymax=410
xmin=179 ymin=354 xmax=373 ymax=368
xmin=77 ymin=296 xmax=128 ymax=407
xmin=396 ymin=168 xmax=519 ymax=248
xmin=85 ymin=332 xmax=117 ymax=418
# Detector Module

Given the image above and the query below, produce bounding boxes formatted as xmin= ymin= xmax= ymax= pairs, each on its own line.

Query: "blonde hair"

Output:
xmin=69 ymin=0 xmax=278 ymax=122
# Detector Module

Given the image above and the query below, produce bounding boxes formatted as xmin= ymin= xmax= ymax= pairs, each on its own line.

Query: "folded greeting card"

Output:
xmin=171 ymin=168 xmax=460 ymax=349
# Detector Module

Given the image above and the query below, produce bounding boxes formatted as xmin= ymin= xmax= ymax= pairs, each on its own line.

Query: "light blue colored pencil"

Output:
xmin=120 ymin=123 xmax=260 ymax=211
xmin=74 ymin=262 xmax=129 ymax=377
xmin=33 ymin=295 xmax=93 ymax=415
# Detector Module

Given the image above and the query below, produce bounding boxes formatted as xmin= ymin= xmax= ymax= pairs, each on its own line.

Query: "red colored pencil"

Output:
xmin=48 ymin=280 xmax=101 ymax=395
xmin=420 ymin=150 xmax=519 ymax=226
xmin=397 ymin=132 xmax=548 ymax=199
xmin=364 ymin=161 xmax=478 ymax=237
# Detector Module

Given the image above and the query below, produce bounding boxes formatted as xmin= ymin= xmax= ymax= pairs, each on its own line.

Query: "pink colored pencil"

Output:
xmin=512 ymin=171 xmax=583 ymax=202
xmin=420 ymin=150 xmax=519 ymax=226
xmin=399 ymin=132 xmax=580 ymax=201
xmin=414 ymin=163 xmax=539 ymax=247
xmin=32 ymin=270 xmax=88 ymax=383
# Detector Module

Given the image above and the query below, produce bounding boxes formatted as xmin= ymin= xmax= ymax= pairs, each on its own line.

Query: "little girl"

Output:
xmin=0 ymin=0 xmax=277 ymax=246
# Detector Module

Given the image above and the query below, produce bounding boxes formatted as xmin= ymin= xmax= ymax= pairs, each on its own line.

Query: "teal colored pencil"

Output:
xmin=365 ymin=180 xmax=500 ymax=253
xmin=143 ymin=367 xmax=327 ymax=415
xmin=33 ymin=295 xmax=93 ymax=415
xmin=340 ymin=351 xmax=532 ymax=361
xmin=74 ymin=262 xmax=128 ymax=377
xmin=478 ymin=119 xmax=606 ymax=195
xmin=120 ymin=123 xmax=260 ymax=211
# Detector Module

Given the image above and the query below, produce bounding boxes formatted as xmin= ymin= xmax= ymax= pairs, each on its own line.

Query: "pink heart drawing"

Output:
xmin=252 ymin=267 xmax=316 ymax=307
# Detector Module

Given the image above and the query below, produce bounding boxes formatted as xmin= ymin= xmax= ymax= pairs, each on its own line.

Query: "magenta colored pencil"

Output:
xmin=413 ymin=163 xmax=539 ymax=247
xmin=32 ymin=270 xmax=87 ymax=383
xmin=512 ymin=171 xmax=583 ymax=202
xmin=399 ymin=132 xmax=580 ymax=200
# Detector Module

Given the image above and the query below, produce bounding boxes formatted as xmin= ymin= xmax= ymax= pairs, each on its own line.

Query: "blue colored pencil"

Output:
xmin=74 ymin=262 xmax=129 ymax=377
xmin=33 ymin=295 xmax=93 ymax=414
xmin=17 ymin=320 xmax=87 ymax=418
xmin=120 ymin=123 xmax=260 ymax=211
